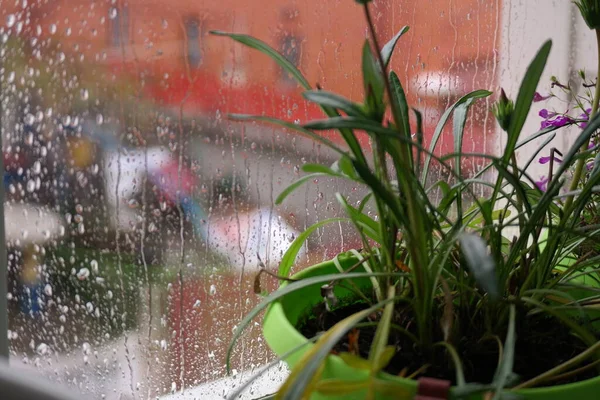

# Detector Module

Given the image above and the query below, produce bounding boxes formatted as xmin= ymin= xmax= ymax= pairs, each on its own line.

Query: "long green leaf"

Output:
xmin=276 ymin=173 xmax=331 ymax=205
xmin=336 ymin=193 xmax=382 ymax=242
xmin=389 ymin=71 xmax=411 ymax=139
xmin=492 ymin=305 xmax=516 ymax=400
xmin=453 ymin=98 xmax=476 ymax=178
xmin=228 ymin=114 xmax=347 ymax=156
xmin=421 ymin=89 xmax=492 ymax=184
xmin=381 ymin=26 xmax=410 ymax=68
xmin=278 ymin=218 xmax=346 ymax=277
xmin=362 ymin=40 xmax=385 ymax=119
xmin=303 ymin=90 xmax=367 ymax=118
xmin=503 ymin=40 xmax=552 ymax=165
xmin=210 ymin=31 xmax=311 ymax=90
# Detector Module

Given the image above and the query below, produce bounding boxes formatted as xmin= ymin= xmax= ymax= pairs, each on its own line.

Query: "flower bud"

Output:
xmin=574 ymin=0 xmax=600 ymax=30
xmin=492 ymin=89 xmax=514 ymax=131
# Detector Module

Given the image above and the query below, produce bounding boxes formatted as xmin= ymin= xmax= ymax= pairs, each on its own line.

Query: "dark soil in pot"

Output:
xmin=298 ymin=300 xmax=598 ymax=386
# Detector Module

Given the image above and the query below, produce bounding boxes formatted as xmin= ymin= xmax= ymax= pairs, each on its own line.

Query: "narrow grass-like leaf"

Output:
xmin=421 ymin=90 xmax=492 ymax=184
xmin=362 ymin=40 xmax=385 ymax=118
xmin=389 ymin=71 xmax=411 ymax=139
xmin=369 ymin=286 xmax=396 ymax=374
xmin=276 ymin=173 xmax=331 ymax=205
xmin=459 ymin=233 xmax=499 ymax=300
xmin=228 ymin=114 xmax=346 ymax=156
xmin=492 ymin=304 xmax=516 ymax=400
xmin=453 ymin=98 xmax=476 ymax=179
xmin=210 ymin=31 xmax=311 ymax=90
xmin=301 ymin=164 xmax=338 ymax=174
xmin=303 ymin=90 xmax=368 ymax=118
xmin=278 ymin=218 xmax=346 ymax=277
xmin=435 ymin=342 xmax=466 ymax=386
xmin=381 ymin=26 xmax=410 ymax=68
xmin=336 ymin=193 xmax=381 ymax=242
xmin=503 ymin=41 xmax=552 ymax=165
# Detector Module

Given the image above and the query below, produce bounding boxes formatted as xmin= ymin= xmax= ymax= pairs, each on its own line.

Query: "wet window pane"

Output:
xmin=0 ymin=0 xmax=561 ymax=398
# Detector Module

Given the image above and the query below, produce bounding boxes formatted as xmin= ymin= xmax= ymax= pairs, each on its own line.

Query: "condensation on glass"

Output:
xmin=0 ymin=1 xmax=500 ymax=398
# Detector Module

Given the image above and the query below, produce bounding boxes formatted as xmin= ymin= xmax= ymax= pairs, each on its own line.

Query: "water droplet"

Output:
xmin=49 ymin=24 xmax=57 ymax=35
xmin=193 ymin=300 xmax=201 ymax=308
xmin=209 ymin=284 xmax=217 ymax=296
xmin=75 ymin=204 xmax=83 ymax=214
xmin=57 ymin=52 xmax=65 ymax=63
xmin=26 ymin=180 xmax=35 ymax=192
xmin=161 ymin=19 xmax=168 ymax=29
xmin=96 ymin=113 xmax=103 ymax=125
xmin=90 ymin=260 xmax=98 ymax=274
xmin=77 ymin=268 xmax=90 ymax=280
xmin=7 ymin=71 xmax=15 ymax=83
xmin=77 ymin=222 xmax=85 ymax=234
xmin=24 ymin=113 xmax=35 ymax=125
xmin=36 ymin=343 xmax=49 ymax=356
xmin=86 ymin=302 xmax=94 ymax=313
xmin=148 ymin=223 xmax=157 ymax=233
xmin=44 ymin=284 xmax=53 ymax=297
xmin=6 ymin=14 xmax=16 ymax=28
xmin=109 ymin=8 xmax=118 ymax=19
xmin=250 ymin=142 xmax=257 ymax=150
xmin=128 ymin=199 xmax=139 ymax=208
xmin=80 ymin=89 xmax=89 ymax=100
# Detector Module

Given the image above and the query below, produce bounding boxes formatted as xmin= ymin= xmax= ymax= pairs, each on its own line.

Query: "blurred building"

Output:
xmin=2 ymin=0 xmax=500 ymax=159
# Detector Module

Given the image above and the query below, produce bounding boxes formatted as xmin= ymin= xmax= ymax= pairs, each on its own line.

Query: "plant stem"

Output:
xmin=513 ymin=339 xmax=600 ymax=389
xmin=564 ymin=28 xmax=600 ymax=211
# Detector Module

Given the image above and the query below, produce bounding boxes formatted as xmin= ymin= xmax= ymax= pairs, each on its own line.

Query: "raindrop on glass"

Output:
xmin=77 ymin=267 xmax=90 ymax=280
xmin=5 ymin=14 xmax=16 ymax=28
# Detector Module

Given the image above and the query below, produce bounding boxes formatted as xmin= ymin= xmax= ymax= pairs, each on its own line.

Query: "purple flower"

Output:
xmin=587 ymin=162 xmax=595 ymax=171
xmin=533 ymin=92 xmax=552 ymax=102
xmin=578 ymin=108 xmax=593 ymax=129
xmin=538 ymin=155 xmax=562 ymax=164
xmin=535 ymin=176 xmax=549 ymax=192
xmin=540 ymin=115 xmax=573 ymax=129
xmin=539 ymin=109 xmax=554 ymax=119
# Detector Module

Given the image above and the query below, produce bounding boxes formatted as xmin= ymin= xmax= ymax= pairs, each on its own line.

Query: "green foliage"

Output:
xmin=213 ymin=0 xmax=600 ymax=397
xmin=574 ymin=0 xmax=600 ymax=30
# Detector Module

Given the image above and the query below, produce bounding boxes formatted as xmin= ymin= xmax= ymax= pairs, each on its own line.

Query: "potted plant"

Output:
xmin=213 ymin=0 xmax=600 ymax=398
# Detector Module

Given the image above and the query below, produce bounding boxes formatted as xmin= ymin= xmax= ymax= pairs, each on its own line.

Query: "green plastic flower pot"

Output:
xmin=262 ymin=253 xmax=600 ymax=399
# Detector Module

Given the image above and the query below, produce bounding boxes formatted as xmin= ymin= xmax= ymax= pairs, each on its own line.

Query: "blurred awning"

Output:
xmin=4 ymin=203 xmax=64 ymax=246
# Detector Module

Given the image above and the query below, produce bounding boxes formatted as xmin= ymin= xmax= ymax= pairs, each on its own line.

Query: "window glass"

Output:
xmin=0 ymin=1 xmax=513 ymax=398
